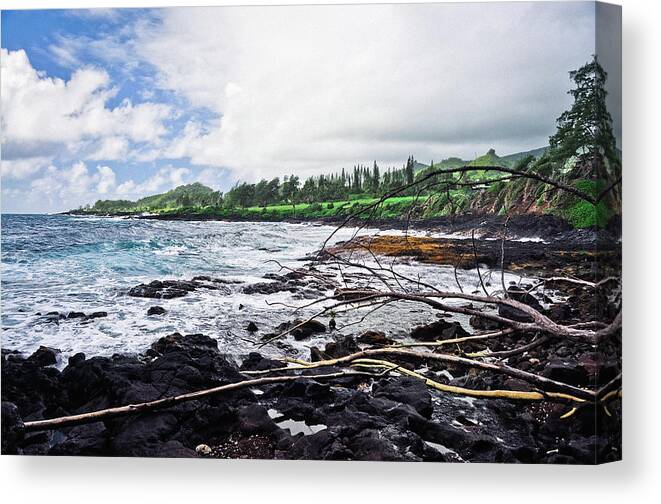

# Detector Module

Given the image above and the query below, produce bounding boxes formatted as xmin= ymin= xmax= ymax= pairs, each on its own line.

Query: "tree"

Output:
xmin=547 ymin=55 xmax=619 ymax=178
xmin=281 ymin=174 xmax=300 ymax=209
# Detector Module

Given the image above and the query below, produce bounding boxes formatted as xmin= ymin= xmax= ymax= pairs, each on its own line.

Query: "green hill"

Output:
xmin=90 ymin=182 xmax=222 ymax=213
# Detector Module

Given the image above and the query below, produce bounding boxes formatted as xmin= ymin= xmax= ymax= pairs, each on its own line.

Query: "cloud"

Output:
xmin=11 ymin=162 xmax=194 ymax=213
xmin=1 ymin=156 xmax=53 ymax=180
xmin=134 ymin=2 xmax=596 ymax=180
xmin=1 ymin=48 xmax=172 ymax=163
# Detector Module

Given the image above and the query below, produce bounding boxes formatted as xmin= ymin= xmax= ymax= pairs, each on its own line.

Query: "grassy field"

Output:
xmin=164 ymin=195 xmax=423 ymax=221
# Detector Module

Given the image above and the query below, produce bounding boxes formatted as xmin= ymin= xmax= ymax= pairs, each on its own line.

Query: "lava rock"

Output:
xmin=469 ymin=315 xmax=505 ymax=331
xmin=147 ymin=306 xmax=166 ymax=316
xmin=357 ymin=330 xmax=394 ymax=346
xmin=312 ymin=336 xmax=360 ymax=361
xmin=27 ymin=346 xmax=61 ymax=367
xmin=498 ymin=286 xmax=545 ymax=322
xmin=373 ymin=377 xmax=433 ymax=418
xmin=410 ymin=320 xmax=469 ymax=342
xmin=246 ymin=321 xmax=258 ymax=332
xmin=1 ymin=402 xmax=24 ymax=454
xmin=541 ymin=358 xmax=589 ymax=386
xmin=275 ymin=319 xmax=326 ymax=340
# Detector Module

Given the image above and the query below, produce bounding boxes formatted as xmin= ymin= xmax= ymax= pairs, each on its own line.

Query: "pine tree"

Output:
xmin=547 ymin=55 xmax=619 ymax=176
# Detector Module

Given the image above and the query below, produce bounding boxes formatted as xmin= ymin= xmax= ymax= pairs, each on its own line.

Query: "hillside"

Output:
xmin=89 ymin=183 xmax=222 ymax=213
xmin=71 ymin=143 xmax=617 ymax=229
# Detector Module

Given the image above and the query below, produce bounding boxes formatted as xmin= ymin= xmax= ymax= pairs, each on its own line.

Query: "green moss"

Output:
xmin=557 ymin=179 xmax=611 ymax=228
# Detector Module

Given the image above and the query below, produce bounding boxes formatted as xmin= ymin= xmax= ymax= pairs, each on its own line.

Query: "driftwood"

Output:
xmin=243 ymin=347 xmax=596 ymax=401
xmin=21 ymin=370 xmax=373 ymax=433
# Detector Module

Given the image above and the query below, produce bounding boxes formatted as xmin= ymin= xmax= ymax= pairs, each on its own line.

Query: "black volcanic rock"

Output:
xmin=147 ymin=306 xmax=167 ymax=316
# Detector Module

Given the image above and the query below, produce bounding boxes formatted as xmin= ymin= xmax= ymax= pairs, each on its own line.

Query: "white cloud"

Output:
xmin=1 ymin=156 xmax=53 ymax=180
xmin=134 ymin=3 xmax=596 ymax=180
xmin=11 ymin=161 xmax=194 ymax=212
xmin=1 ymin=48 xmax=171 ymax=162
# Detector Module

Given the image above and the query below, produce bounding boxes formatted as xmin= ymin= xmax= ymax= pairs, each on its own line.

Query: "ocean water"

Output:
xmin=1 ymin=214 xmax=530 ymax=363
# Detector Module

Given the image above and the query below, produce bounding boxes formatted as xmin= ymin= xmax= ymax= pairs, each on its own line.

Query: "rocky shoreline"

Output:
xmin=1 ymin=221 xmax=622 ymax=463
xmin=1 ymin=326 xmax=621 ymax=462
xmin=65 ymin=210 xmax=622 ymax=245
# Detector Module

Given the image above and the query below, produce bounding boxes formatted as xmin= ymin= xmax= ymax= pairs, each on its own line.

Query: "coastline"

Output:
xmin=63 ymin=210 xmax=622 ymax=246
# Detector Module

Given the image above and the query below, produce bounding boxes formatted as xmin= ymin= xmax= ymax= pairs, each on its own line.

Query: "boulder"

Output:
xmin=410 ymin=320 xmax=469 ymax=342
xmin=246 ymin=321 xmax=258 ymax=332
xmin=357 ymin=330 xmax=394 ymax=346
xmin=147 ymin=306 xmax=166 ymax=316
xmin=498 ymin=286 xmax=545 ymax=322
xmin=27 ymin=346 xmax=61 ymax=367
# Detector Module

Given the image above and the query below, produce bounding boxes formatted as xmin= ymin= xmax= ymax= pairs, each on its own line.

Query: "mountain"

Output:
xmin=415 ymin=147 xmax=547 ymax=172
xmin=500 ymin=146 xmax=548 ymax=165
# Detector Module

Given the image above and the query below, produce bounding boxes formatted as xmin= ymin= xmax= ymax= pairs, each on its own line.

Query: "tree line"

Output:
xmin=223 ymin=156 xmax=418 ymax=209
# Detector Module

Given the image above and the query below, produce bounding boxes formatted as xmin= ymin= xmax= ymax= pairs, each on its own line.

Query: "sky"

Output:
xmin=1 ymin=2 xmax=620 ymax=213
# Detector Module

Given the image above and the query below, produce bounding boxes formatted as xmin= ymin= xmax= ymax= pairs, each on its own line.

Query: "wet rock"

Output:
xmin=410 ymin=319 xmax=469 ymax=342
xmin=67 ymin=311 xmax=86 ymax=319
xmin=240 ymin=353 xmax=283 ymax=372
xmin=88 ymin=311 xmax=108 ymax=319
xmin=246 ymin=321 xmax=258 ymax=332
xmin=274 ymin=319 xmax=326 ymax=340
xmin=357 ymin=330 xmax=394 ymax=346
xmin=27 ymin=346 xmax=61 ymax=367
xmin=68 ymin=352 xmax=86 ymax=367
xmin=311 ymin=336 xmax=360 ymax=361
xmin=147 ymin=306 xmax=166 ymax=316
xmin=129 ymin=277 xmax=226 ymax=299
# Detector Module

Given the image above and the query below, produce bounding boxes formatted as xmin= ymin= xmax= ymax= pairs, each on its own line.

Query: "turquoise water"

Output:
xmin=1 ymin=214 xmax=529 ymax=362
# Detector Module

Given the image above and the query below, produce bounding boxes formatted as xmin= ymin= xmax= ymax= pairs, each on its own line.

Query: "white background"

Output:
xmin=1 ymin=0 xmax=659 ymax=502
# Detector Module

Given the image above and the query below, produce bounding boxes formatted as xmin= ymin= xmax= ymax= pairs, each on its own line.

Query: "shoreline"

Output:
xmin=62 ymin=210 xmax=622 ymax=246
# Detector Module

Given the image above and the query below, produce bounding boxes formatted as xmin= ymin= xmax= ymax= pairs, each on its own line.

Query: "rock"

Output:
xmin=577 ymin=352 xmax=619 ymax=385
xmin=357 ymin=330 xmax=394 ymax=346
xmin=498 ymin=286 xmax=545 ymax=322
xmin=547 ymin=303 xmax=572 ymax=322
xmin=50 ymin=422 xmax=108 ymax=456
xmin=68 ymin=352 xmax=86 ymax=367
xmin=240 ymin=352 xmax=283 ymax=372
xmin=67 ymin=311 xmax=86 ymax=319
xmin=410 ymin=320 xmax=469 ymax=342
xmin=469 ymin=315 xmax=504 ymax=331
xmin=373 ymin=377 xmax=433 ymax=418
xmin=329 ymin=318 xmax=336 ymax=330
xmin=541 ymin=358 xmax=589 ymax=386
xmin=275 ymin=319 xmax=326 ymax=340
xmin=147 ymin=306 xmax=166 ymax=316
xmin=128 ymin=278 xmax=225 ymax=299
xmin=88 ymin=311 xmax=108 ymax=319
xmin=1 ymin=402 xmax=24 ymax=454
xmin=195 ymin=443 xmax=212 ymax=455
xmin=246 ymin=321 xmax=258 ymax=332
xmin=313 ymin=336 xmax=360 ymax=360
xmin=27 ymin=346 xmax=61 ymax=367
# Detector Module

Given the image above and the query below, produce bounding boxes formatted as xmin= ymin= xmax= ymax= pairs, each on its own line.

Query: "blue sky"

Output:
xmin=1 ymin=3 xmax=617 ymax=213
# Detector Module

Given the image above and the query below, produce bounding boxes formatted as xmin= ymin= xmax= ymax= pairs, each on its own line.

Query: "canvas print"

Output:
xmin=1 ymin=2 xmax=621 ymax=463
